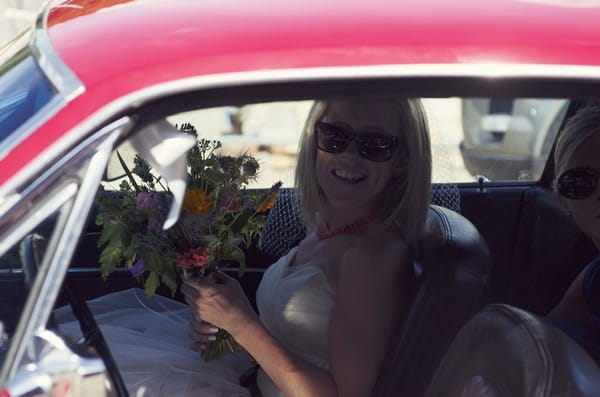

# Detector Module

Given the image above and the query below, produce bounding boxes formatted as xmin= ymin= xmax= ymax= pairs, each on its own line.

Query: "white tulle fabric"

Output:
xmin=54 ymin=289 xmax=253 ymax=397
xmin=54 ymin=246 xmax=335 ymax=397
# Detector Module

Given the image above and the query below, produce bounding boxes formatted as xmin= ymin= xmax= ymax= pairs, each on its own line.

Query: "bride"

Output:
xmin=57 ymin=96 xmax=432 ymax=397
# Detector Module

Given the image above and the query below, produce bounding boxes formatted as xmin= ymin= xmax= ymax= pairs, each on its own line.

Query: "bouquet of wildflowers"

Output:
xmin=95 ymin=123 xmax=281 ymax=360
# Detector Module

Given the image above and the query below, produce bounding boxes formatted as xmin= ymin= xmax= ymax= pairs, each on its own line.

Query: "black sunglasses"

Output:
xmin=557 ymin=166 xmax=600 ymax=200
xmin=314 ymin=121 xmax=399 ymax=162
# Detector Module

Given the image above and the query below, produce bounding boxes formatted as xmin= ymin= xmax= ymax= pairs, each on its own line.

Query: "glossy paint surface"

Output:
xmin=4 ymin=0 xmax=600 ymax=187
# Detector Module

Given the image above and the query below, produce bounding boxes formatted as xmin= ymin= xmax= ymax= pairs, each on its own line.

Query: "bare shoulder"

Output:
xmin=340 ymin=229 xmax=411 ymax=284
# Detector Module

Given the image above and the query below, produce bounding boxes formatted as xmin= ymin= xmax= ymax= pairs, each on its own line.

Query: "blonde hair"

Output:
xmin=554 ymin=105 xmax=600 ymax=178
xmin=294 ymin=97 xmax=432 ymax=245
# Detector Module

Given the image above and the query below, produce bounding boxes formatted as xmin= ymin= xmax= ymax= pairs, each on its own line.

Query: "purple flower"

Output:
xmin=136 ymin=192 xmax=161 ymax=212
xmin=136 ymin=192 xmax=172 ymax=236
xmin=130 ymin=259 xmax=146 ymax=277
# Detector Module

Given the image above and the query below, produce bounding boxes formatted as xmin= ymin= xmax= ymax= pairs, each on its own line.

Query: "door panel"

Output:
xmin=460 ymin=184 xmax=596 ymax=314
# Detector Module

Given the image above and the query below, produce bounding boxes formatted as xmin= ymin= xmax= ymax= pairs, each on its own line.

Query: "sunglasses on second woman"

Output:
xmin=557 ymin=166 xmax=600 ymax=200
xmin=314 ymin=121 xmax=399 ymax=162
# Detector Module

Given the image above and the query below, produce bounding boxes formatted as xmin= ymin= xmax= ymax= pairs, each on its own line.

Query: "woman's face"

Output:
xmin=559 ymin=133 xmax=600 ymax=249
xmin=315 ymin=100 xmax=407 ymax=213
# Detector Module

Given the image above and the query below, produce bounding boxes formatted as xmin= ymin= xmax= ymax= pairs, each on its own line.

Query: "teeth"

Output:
xmin=333 ymin=169 xmax=365 ymax=181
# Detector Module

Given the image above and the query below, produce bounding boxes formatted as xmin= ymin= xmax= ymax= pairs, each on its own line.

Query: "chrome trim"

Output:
xmin=0 ymin=269 xmax=24 ymax=274
xmin=0 ymin=118 xmax=131 ymax=385
xmin=0 ymin=194 xmax=22 ymax=220
xmin=0 ymin=117 xmax=131 ymax=226
xmin=0 ymin=182 xmax=76 ymax=259
xmin=4 ymin=61 xmax=600 ymax=200
xmin=0 ymin=2 xmax=85 ymax=160
xmin=32 ymin=5 xmax=84 ymax=100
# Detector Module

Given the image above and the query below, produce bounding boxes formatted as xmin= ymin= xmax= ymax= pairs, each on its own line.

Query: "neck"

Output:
xmin=316 ymin=206 xmax=382 ymax=240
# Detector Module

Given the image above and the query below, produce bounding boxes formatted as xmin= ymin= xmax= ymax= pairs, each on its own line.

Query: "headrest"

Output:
xmin=260 ymin=184 xmax=461 ymax=259
xmin=425 ymin=304 xmax=600 ymax=397
xmin=417 ymin=204 xmax=490 ymax=274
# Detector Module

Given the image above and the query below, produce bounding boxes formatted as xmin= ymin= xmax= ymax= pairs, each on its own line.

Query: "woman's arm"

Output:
xmin=183 ymin=274 xmax=339 ymax=395
xmin=182 ymin=239 xmax=410 ymax=397
xmin=327 ymin=240 xmax=409 ymax=396
xmin=548 ymin=262 xmax=595 ymax=329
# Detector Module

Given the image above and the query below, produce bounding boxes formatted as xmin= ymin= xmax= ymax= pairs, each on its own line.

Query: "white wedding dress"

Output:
xmin=55 ymin=246 xmax=335 ymax=397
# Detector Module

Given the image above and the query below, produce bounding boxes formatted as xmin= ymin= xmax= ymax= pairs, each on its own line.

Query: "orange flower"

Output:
xmin=182 ymin=188 xmax=213 ymax=214
xmin=255 ymin=192 xmax=277 ymax=213
xmin=175 ymin=247 xmax=211 ymax=269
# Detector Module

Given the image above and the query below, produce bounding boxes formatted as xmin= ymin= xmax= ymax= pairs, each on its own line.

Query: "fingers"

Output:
xmin=191 ymin=320 xmax=219 ymax=334
xmin=189 ymin=319 xmax=219 ymax=351
xmin=181 ymin=278 xmax=221 ymax=299
xmin=191 ymin=341 xmax=205 ymax=352
xmin=181 ymin=279 xmax=223 ymax=324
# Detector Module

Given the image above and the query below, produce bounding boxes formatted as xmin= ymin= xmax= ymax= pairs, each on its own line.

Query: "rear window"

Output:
xmin=0 ymin=38 xmax=56 ymax=145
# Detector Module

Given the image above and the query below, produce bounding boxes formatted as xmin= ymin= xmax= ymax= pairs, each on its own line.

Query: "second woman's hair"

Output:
xmin=555 ymin=105 xmax=600 ymax=178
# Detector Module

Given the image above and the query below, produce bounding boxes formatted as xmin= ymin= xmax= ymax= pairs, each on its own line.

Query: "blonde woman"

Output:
xmin=183 ymin=96 xmax=432 ymax=397
xmin=546 ymin=105 xmax=600 ymax=366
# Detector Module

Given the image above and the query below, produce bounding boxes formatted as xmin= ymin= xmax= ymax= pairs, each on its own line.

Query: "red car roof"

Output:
xmin=47 ymin=0 xmax=600 ymax=83
xmin=3 ymin=0 xmax=600 ymax=190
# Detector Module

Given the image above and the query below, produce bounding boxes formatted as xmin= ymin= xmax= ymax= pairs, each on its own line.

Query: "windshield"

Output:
xmin=0 ymin=36 xmax=56 ymax=146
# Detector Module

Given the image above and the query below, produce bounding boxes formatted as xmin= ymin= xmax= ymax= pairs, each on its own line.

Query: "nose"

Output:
xmin=340 ymin=139 xmax=363 ymax=159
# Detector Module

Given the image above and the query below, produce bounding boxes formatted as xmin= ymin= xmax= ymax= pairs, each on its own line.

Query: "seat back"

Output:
xmin=425 ymin=303 xmax=600 ymax=397
xmin=373 ymin=205 xmax=492 ymax=396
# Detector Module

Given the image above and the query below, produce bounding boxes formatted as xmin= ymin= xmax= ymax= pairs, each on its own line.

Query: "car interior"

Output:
xmin=2 ymin=76 xmax=600 ymax=394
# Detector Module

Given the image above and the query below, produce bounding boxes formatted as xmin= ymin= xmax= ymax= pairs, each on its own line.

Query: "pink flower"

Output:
xmin=175 ymin=246 xmax=211 ymax=269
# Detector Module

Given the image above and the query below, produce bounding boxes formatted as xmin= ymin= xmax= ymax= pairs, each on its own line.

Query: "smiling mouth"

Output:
xmin=332 ymin=169 xmax=366 ymax=183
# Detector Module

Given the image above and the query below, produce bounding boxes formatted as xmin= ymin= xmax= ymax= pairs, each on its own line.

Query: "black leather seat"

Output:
xmin=373 ymin=204 xmax=492 ymax=396
xmin=425 ymin=303 xmax=600 ymax=397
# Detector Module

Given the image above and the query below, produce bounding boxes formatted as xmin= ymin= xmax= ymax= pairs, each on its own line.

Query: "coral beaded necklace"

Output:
xmin=315 ymin=210 xmax=380 ymax=240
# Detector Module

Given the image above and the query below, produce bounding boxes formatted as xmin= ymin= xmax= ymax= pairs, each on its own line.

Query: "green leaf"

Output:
xmin=203 ymin=234 xmax=220 ymax=249
xmin=100 ymin=247 xmax=121 ymax=279
xmin=99 ymin=243 xmax=124 ymax=278
xmin=97 ymin=220 xmax=128 ymax=248
xmin=145 ymin=271 xmax=159 ymax=299
xmin=145 ymin=250 xmax=166 ymax=273
xmin=97 ymin=218 xmax=132 ymax=278
xmin=228 ymin=208 xmax=253 ymax=235
xmin=161 ymin=272 xmax=178 ymax=296
xmin=222 ymin=245 xmax=246 ymax=277
xmin=117 ymin=150 xmax=141 ymax=193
